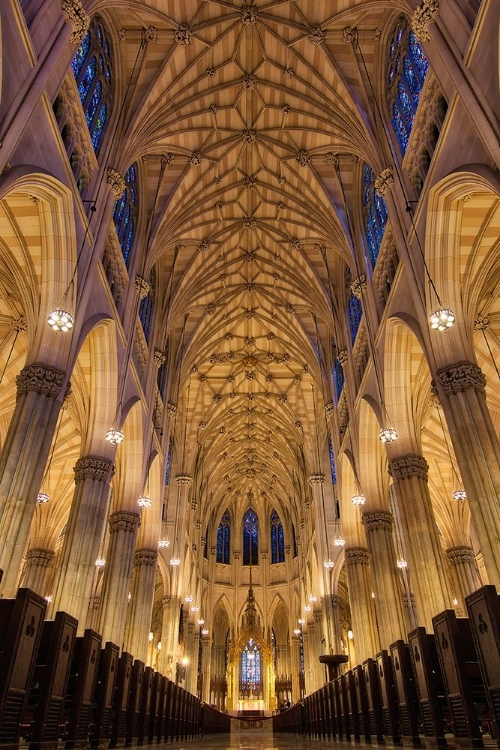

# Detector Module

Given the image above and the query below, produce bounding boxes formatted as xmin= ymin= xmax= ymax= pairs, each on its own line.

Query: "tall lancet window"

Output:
xmin=139 ymin=268 xmax=155 ymax=343
xmin=243 ymin=509 xmax=258 ymax=566
xmin=240 ymin=640 xmax=262 ymax=695
xmin=71 ymin=16 xmax=113 ymax=151
xmin=113 ymin=164 xmax=139 ymax=268
xmin=388 ymin=18 xmax=429 ymax=154
xmin=362 ymin=164 xmax=388 ymax=267
xmin=270 ymin=509 xmax=285 ymax=564
xmin=217 ymin=509 xmax=231 ymax=564
xmin=347 ymin=292 xmax=363 ymax=343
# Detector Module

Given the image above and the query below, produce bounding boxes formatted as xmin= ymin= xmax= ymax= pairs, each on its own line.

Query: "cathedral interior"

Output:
xmin=1 ymin=0 xmax=500 ymax=729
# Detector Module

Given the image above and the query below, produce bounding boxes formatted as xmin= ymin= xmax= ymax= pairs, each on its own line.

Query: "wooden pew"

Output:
xmin=333 ymin=677 xmax=345 ymax=739
xmin=353 ymin=664 xmax=372 ymax=742
xmin=362 ymin=658 xmax=385 ymax=743
xmin=345 ymin=670 xmax=362 ymax=741
xmin=408 ymin=627 xmax=447 ymax=746
xmin=91 ymin=642 xmax=120 ymax=748
xmin=390 ymin=640 xmax=421 ymax=744
xmin=466 ymin=586 xmax=500 ymax=744
xmin=160 ymin=679 xmax=173 ymax=741
xmin=65 ymin=630 xmax=102 ymax=749
xmin=432 ymin=609 xmax=486 ymax=747
xmin=0 ymin=589 xmax=47 ymax=748
xmin=148 ymin=673 xmax=164 ymax=743
xmin=109 ymin=652 xmax=133 ymax=747
xmin=137 ymin=666 xmax=153 ymax=745
xmin=125 ymin=660 xmax=144 ymax=745
xmin=376 ymin=649 xmax=401 ymax=743
xmin=27 ymin=611 xmax=77 ymax=750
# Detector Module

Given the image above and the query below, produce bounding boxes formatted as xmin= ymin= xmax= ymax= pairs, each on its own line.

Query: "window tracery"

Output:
xmin=139 ymin=268 xmax=155 ymax=343
xmin=113 ymin=164 xmax=139 ymax=268
xmin=217 ymin=509 xmax=231 ymax=564
xmin=243 ymin=508 xmax=259 ymax=565
xmin=348 ymin=292 xmax=363 ymax=343
xmin=270 ymin=509 xmax=285 ymax=564
xmin=387 ymin=18 xmax=429 ymax=153
xmin=71 ymin=16 xmax=113 ymax=151
xmin=362 ymin=164 xmax=388 ymax=267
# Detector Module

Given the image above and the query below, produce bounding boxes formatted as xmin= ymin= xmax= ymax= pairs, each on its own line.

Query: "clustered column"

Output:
xmin=344 ymin=547 xmax=379 ymax=662
xmin=389 ymin=453 xmax=451 ymax=630
xmin=21 ymin=548 xmax=55 ymax=594
xmin=446 ymin=546 xmax=482 ymax=611
xmin=363 ymin=510 xmax=406 ymax=648
xmin=124 ymin=548 xmax=158 ymax=663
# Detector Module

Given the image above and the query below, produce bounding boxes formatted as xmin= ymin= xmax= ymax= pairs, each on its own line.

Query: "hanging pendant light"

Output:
xmin=351 ymin=492 xmax=366 ymax=507
xmin=170 ymin=556 xmax=181 ymax=566
xmin=333 ymin=536 xmax=346 ymax=547
xmin=37 ymin=492 xmax=50 ymax=504
xmin=105 ymin=428 xmax=124 ymax=445
xmin=429 ymin=308 xmax=455 ymax=331
xmin=323 ymin=559 xmax=334 ymax=569
xmin=158 ymin=537 xmax=170 ymax=549
xmin=452 ymin=488 xmax=467 ymax=501
xmin=379 ymin=426 xmax=398 ymax=444
xmin=95 ymin=558 xmax=106 ymax=568
xmin=397 ymin=558 xmax=408 ymax=569
xmin=47 ymin=308 xmax=74 ymax=332
xmin=138 ymin=494 xmax=152 ymax=508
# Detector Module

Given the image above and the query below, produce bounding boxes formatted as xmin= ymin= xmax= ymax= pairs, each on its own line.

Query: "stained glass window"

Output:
xmin=165 ymin=439 xmax=172 ymax=486
xmin=362 ymin=164 xmax=388 ymax=267
xmin=270 ymin=509 xmax=285 ymax=564
xmin=348 ymin=292 xmax=362 ymax=343
xmin=329 ymin=437 xmax=337 ymax=485
xmin=334 ymin=358 xmax=344 ymax=403
xmin=139 ymin=268 xmax=155 ymax=343
xmin=113 ymin=164 xmax=139 ymax=267
xmin=240 ymin=640 xmax=262 ymax=694
xmin=217 ymin=509 xmax=231 ymax=564
xmin=71 ymin=16 xmax=113 ymax=152
xmin=387 ymin=19 xmax=429 ymax=154
xmin=243 ymin=508 xmax=258 ymax=565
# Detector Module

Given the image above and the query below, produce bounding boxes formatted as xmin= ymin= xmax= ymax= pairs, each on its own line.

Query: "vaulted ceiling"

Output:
xmin=111 ymin=0 xmax=394 ymax=524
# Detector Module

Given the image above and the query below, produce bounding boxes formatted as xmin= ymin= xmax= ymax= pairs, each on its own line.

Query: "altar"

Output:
xmin=237 ymin=699 xmax=265 ymax=712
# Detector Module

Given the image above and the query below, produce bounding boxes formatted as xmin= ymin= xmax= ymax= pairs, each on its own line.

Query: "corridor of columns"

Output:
xmin=0 ymin=0 xmax=499 ymax=719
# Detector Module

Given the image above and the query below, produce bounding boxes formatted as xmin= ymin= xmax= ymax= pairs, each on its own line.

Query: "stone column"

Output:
xmin=290 ymin=635 xmax=300 ymax=701
xmin=0 ymin=363 xmax=66 ymax=597
xmin=50 ymin=455 xmax=113 ymax=631
xmin=330 ymin=596 xmax=343 ymax=653
xmin=411 ymin=0 xmax=500 ymax=168
xmin=97 ymin=510 xmax=140 ymax=647
xmin=363 ymin=510 xmax=406 ymax=648
xmin=446 ymin=546 xmax=482 ymax=610
xmin=436 ymin=363 xmax=500 ymax=587
xmin=158 ymin=596 xmax=172 ymax=678
xmin=201 ymin=632 xmax=212 ymax=703
xmin=344 ymin=547 xmax=379 ymax=662
xmin=184 ymin=620 xmax=197 ymax=694
xmin=123 ymin=549 xmax=158 ymax=663
xmin=21 ymin=548 xmax=55 ymax=595
xmin=389 ymin=454 xmax=451 ymax=629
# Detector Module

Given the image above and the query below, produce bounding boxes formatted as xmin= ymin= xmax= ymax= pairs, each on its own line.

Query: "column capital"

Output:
xmin=167 ymin=402 xmax=177 ymax=418
xmin=106 ymin=167 xmax=125 ymax=198
xmin=109 ymin=510 xmax=140 ymax=534
xmin=350 ymin=274 xmax=366 ymax=299
xmin=337 ymin=347 xmax=348 ymax=365
xmin=374 ymin=168 xmax=394 ymax=198
xmin=363 ymin=509 xmax=394 ymax=532
xmin=345 ymin=546 xmax=370 ymax=565
xmin=446 ymin=545 xmax=475 ymax=565
xmin=61 ymin=0 xmax=90 ymax=44
xmin=135 ymin=275 xmax=150 ymax=299
xmin=175 ymin=473 xmax=192 ymax=486
xmin=25 ymin=547 xmax=55 ymax=567
xmin=412 ymin=0 xmax=439 ymax=43
xmin=16 ymin=363 xmax=65 ymax=399
xmin=331 ymin=595 xmax=341 ymax=608
xmin=324 ymin=401 xmax=334 ymax=418
xmin=154 ymin=349 xmax=166 ymax=367
xmin=74 ymin=455 xmax=113 ymax=483
xmin=436 ymin=361 xmax=486 ymax=396
xmin=389 ymin=454 xmax=429 ymax=481
xmin=308 ymin=473 xmax=325 ymax=485
xmin=134 ymin=548 xmax=158 ymax=567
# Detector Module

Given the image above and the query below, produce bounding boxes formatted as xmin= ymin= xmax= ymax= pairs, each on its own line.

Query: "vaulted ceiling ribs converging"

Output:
xmin=115 ymin=0 xmax=387 ymax=521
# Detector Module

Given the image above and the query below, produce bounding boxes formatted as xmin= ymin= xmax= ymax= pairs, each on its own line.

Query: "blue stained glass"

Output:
xmin=124 ymin=222 xmax=135 ymax=266
xmin=243 ymin=509 xmax=258 ymax=565
xmin=398 ymin=82 xmax=414 ymax=125
xmin=71 ymin=32 xmax=90 ymax=77
xmin=241 ymin=642 xmax=261 ymax=692
xmin=404 ymin=57 xmax=418 ymax=94
xmin=86 ymin=79 xmax=102 ymax=127
xmin=104 ymin=38 xmax=110 ymax=56
xmin=270 ymin=509 xmax=285 ymax=564
xmin=139 ymin=292 xmax=153 ymax=342
xmin=113 ymin=164 xmax=139 ymax=266
xmin=362 ymin=165 xmax=388 ymax=267
xmin=217 ymin=510 xmax=231 ymax=564
xmin=91 ymin=102 xmax=107 ymax=149
xmin=348 ymin=292 xmax=362 ymax=342
xmin=165 ymin=439 xmax=172 ymax=485
xmin=409 ymin=32 xmax=429 ymax=79
xmin=334 ymin=358 xmax=344 ymax=403
xmin=105 ymin=66 xmax=112 ymax=83
xmin=392 ymin=104 xmax=409 ymax=151
xmin=115 ymin=194 xmax=126 ymax=226
xmin=329 ymin=438 xmax=337 ymax=484
xmin=128 ymin=164 xmax=136 ymax=181
xmin=78 ymin=57 xmax=96 ymax=101
xmin=97 ymin=25 xmax=103 ymax=44
xmin=99 ymin=54 xmax=105 ymax=72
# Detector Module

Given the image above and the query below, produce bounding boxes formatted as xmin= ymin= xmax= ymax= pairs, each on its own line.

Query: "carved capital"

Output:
xmin=135 ymin=275 xmax=150 ymax=299
xmin=436 ymin=362 xmax=486 ymax=396
xmin=390 ymin=454 xmax=429 ymax=481
xmin=16 ymin=363 xmax=65 ymax=399
xmin=106 ymin=167 xmax=125 ymax=198
xmin=337 ymin=348 xmax=348 ymax=365
xmin=412 ymin=0 xmax=439 ymax=43
xmin=109 ymin=510 xmax=140 ymax=534
xmin=175 ymin=473 xmax=192 ymax=486
xmin=308 ymin=473 xmax=325 ymax=485
xmin=61 ymin=0 xmax=90 ymax=44
xmin=331 ymin=595 xmax=341 ymax=608
xmin=350 ymin=274 xmax=366 ymax=299
xmin=345 ymin=546 xmax=370 ymax=565
xmin=374 ymin=168 xmax=394 ymax=198
xmin=324 ymin=401 xmax=335 ymax=418
xmin=162 ymin=595 xmax=171 ymax=608
xmin=25 ymin=548 xmax=55 ymax=567
xmin=154 ymin=349 xmax=166 ymax=367
xmin=167 ymin=402 xmax=177 ymax=418
xmin=74 ymin=455 xmax=113 ymax=483
xmin=134 ymin=548 xmax=158 ymax=567
xmin=363 ymin=510 xmax=394 ymax=532
xmin=446 ymin=545 xmax=475 ymax=565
